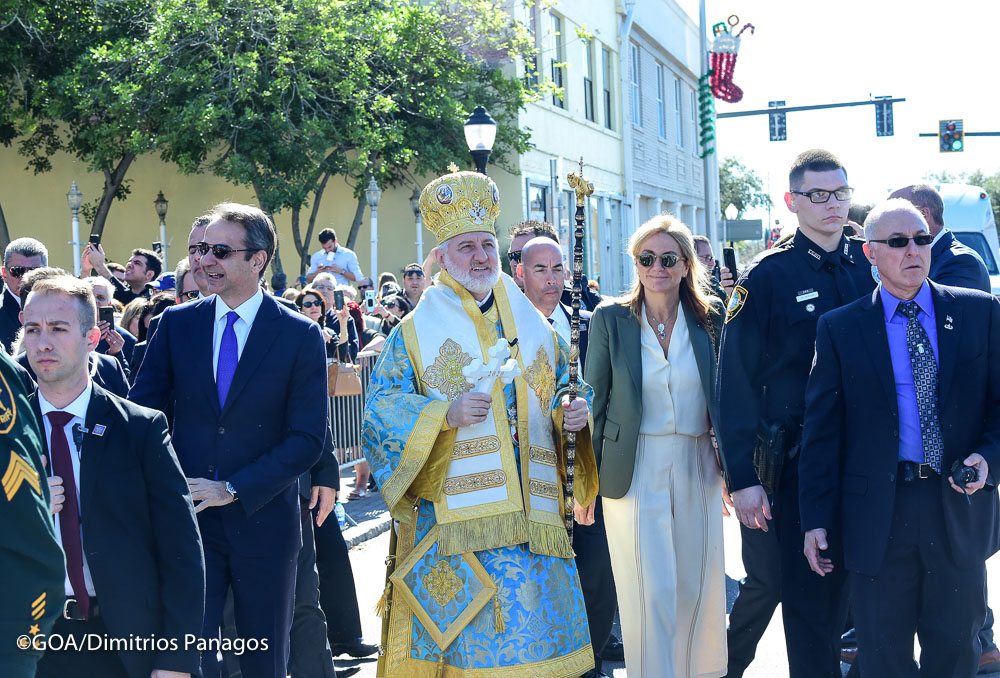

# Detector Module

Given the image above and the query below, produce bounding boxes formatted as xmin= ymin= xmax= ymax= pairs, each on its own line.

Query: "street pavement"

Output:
xmin=337 ymin=475 xmax=1000 ymax=677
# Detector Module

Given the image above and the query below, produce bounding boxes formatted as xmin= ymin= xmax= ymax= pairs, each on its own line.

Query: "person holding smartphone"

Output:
xmin=308 ymin=274 xmax=358 ymax=362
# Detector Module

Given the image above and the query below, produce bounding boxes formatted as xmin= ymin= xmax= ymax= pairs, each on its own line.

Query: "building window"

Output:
xmin=629 ymin=43 xmax=641 ymax=126
xmin=690 ymin=89 xmax=697 ymax=153
xmin=655 ymin=63 xmax=666 ymax=138
xmin=549 ymin=13 xmax=564 ymax=108
xmin=674 ymin=76 xmax=683 ymax=147
xmin=583 ymin=40 xmax=595 ymax=122
xmin=602 ymin=47 xmax=614 ymax=130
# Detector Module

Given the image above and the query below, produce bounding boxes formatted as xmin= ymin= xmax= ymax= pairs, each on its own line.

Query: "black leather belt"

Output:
xmin=63 ymin=597 xmax=100 ymax=620
xmin=898 ymin=461 xmax=937 ymax=483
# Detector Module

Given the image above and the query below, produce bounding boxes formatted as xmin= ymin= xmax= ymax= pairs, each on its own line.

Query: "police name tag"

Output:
xmin=795 ymin=290 xmax=819 ymax=302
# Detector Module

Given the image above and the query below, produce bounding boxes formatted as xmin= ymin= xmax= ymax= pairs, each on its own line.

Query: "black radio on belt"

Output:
xmin=951 ymin=459 xmax=978 ymax=505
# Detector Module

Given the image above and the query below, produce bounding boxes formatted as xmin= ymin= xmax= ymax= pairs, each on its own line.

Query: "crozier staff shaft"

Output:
xmin=563 ymin=159 xmax=594 ymax=538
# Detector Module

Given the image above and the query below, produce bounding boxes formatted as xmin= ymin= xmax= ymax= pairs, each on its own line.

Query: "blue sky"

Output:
xmin=679 ymin=0 xmax=1000 ymax=222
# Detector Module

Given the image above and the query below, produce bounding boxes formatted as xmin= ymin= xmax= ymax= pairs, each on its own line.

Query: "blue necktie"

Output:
xmin=898 ymin=301 xmax=943 ymax=472
xmin=217 ymin=311 xmax=240 ymax=406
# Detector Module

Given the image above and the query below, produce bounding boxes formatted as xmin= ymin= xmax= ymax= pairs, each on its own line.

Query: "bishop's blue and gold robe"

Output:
xmin=362 ymin=272 xmax=599 ymax=678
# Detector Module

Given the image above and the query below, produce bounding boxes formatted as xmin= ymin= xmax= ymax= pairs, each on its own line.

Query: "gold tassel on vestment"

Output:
xmin=374 ymin=581 xmax=392 ymax=618
xmin=528 ymin=520 xmax=575 ymax=559
xmin=435 ymin=511 xmax=528 ymax=557
xmin=435 ymin=653 xmax=446 ymax=678
xmin=493 ymin=593 xmax=505 ymax=634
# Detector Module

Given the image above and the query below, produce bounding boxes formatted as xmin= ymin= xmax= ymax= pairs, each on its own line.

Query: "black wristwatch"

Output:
xmin=224 ymin=481 xmax=238 ymax=502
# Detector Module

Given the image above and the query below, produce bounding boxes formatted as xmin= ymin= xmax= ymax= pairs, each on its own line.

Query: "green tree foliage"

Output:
xmin=718 ymin=156 xmax=772 ymax=218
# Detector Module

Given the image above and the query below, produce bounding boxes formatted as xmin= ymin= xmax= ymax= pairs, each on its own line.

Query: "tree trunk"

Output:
xmin=302 ymin=170 xmax=332 ymax=276
xmin=91 ymin=154 xmax=136 ymax=238
xmin=344 ymin=192 xmax=366 ymax=252
xmin=251 ymin=177 xmax=283 ymax=278
xmin=0 ymin=199 xmax=10 ymax=253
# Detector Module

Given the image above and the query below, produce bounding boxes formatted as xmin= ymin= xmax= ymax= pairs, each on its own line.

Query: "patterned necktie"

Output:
xmin=46 ymin=410 xmax=90 ymax=619
xmin=216 ymin=311 xmax=240 ymax=406
xmin=898 ymin=301 xmax=943 ymax=472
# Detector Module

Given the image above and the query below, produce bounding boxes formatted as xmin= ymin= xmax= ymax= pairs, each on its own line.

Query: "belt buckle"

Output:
xmin=918 ymin=463 xmax=932 ymax=479
xmin=62 ymin=598 xmax=76 ymax=620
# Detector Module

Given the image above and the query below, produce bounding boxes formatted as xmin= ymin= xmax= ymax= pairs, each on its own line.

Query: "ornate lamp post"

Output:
xmin=365 ymin=175 xmax=382 ymax=280
xmin=463 ymin=106 xmax=497 ymax=175
xmin=154 ymin=190 xmax=169 ymax=270
xmin=410 ymin=186 xmax=424 ymax=262
xmin=67 ymin=181 xmax=84 ymax=276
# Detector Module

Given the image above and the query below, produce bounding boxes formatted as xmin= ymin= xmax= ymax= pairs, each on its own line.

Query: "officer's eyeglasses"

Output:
xmin=194 ymin=242 xmax=258 ymax=259
xmin=869 ymin=234 xmax=934 ymax=248
xmin=6 ymin=265 xmax=38 ymax=278
xmin=790 ymin=187 xmax=854 ymax=204
xmin=637 ymin=252 xmax=685 ymax=269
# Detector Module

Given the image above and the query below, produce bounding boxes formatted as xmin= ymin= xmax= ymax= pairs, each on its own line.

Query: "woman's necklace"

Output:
xmin=645 ymin=306 xmax=675 ymax=340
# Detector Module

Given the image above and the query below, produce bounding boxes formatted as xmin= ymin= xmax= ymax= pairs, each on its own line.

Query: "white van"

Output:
xmin=935 ymin=183 xmax=1000 ymax=296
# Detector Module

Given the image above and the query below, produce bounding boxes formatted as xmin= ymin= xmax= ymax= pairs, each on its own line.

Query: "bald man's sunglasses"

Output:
xmin=869 ymin=235 xmax=933 ymax=248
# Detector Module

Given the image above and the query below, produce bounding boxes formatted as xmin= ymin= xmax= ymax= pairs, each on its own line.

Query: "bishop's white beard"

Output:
xmin=441 ymin=252 xmax=500 ymax=297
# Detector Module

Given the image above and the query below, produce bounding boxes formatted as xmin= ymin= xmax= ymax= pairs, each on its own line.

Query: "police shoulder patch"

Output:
xmin=725 ymin=285 xmax=749 ymax=323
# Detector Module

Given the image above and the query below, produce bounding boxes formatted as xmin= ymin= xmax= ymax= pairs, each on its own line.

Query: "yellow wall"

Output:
xmin=0 ymin=146 xmax=526 ymax=281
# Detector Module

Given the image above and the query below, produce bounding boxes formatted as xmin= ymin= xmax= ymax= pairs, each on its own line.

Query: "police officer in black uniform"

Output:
xmin=717 ymin=149 xmax=876 ymax=678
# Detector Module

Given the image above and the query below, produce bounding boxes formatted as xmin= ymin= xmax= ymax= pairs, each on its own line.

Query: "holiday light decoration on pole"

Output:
xmin=563 ymin=158 xmax=593 ymax=539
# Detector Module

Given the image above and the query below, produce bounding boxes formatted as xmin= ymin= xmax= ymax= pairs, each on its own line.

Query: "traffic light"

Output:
xmin=875 ymin=98 xmax=894 ymax=137
xmin=939 ymin=119 xmax=964 ymax=152
xmin=768 ymin=101 xmax=786 ymax=141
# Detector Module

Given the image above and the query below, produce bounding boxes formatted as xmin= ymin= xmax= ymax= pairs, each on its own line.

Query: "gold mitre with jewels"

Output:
xmin=419 ymin=167 xmax=501 ymax=245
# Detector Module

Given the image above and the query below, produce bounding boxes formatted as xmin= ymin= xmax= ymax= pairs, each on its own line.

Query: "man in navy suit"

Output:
xmin=518 ymin=236 xmax=614 ymax=678
xmin=130 ymin=203 xmax=328 ymax=678
xmin=890 ymin=183 xmax=991 ymax=293
xmin=799 ymin=199 xmax=1000 ymax=677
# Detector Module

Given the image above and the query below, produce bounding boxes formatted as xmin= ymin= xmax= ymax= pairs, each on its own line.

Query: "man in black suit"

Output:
xmin=890 ymin=183 xmax=991 ymax=293
xmin=800 ymin=199 xmax=1000 ymax=677
xmin=23 ymin=275 xmax=204 ymax=678
xmin=130 ymin=203 xmax=328 ymax=678
xmin=518 ymin=236 xmax=613 ymax=678
xmin=0 ymin=238 xmax=48 ymax=352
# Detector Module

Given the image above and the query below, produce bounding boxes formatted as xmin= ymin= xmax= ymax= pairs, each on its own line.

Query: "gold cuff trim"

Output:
xmin=381 ymin=399 xmax=452 ymax=521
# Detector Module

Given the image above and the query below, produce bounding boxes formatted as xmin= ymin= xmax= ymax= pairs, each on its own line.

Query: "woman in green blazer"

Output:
xmin=585 ymin=216 xmax=727 ymax=678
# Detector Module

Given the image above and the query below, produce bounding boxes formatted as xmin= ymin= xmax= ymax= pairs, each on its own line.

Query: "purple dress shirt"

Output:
xmin=880 ymin=281 xmax=939 ymax=463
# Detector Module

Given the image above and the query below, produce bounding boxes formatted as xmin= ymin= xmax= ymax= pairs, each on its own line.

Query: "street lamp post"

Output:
xmin=410 ymin=186 xmax=424 ymax=262
xmin=365 ymin=176 xmax=382 ymax=280
xmin=67 ymin=181 xmax=84 ymax=276
xmin=463 ymin=106 xmax=497 ymax=175
xmin=154 ymin=190 xmax=169 ymax=270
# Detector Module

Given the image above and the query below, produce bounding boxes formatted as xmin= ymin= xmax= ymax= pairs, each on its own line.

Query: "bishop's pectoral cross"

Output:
xmin=462 ymin=339 xmax=521 ymax=395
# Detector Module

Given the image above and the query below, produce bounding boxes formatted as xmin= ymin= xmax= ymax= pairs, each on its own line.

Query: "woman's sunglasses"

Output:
xmin=299 ymin=300 xmax=323 ymax=309
xmin=384 ymin=302 xmax=398 ymax=309
xmin=637 ymin=252 xmax=685 ymax=268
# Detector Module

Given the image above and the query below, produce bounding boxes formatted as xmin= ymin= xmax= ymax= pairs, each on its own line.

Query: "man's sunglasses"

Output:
xmin=299 ymin=300 xmax=323 ymax=309
xmin=179 ymin=290 xmax=200 ymax=301
xmin=193 ymin=242 xmax=258 ymax=259
xmin=869 ymin=234 xmax=934 ymax=248
xmin=6 ymin=265 xmax=38 ymax=278
xmin=404 ymin=271 xmax=424 ymax=278
xmin=637 ymin=252 xmax=685 ymax=269
xmin=507 ymin=251 xmax=521 ymax=264
xmin=790 ymin=187 xmax=854 ymax=204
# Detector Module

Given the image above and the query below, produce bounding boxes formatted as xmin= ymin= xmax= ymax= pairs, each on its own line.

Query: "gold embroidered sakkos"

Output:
xmin=524 ymin=345 xmax=556 ymax=407
xmin=529 ymin=478 xmax=560 ymax=500
xmin=528 ymin=446 xmax=558 ymax=467
xmin=421 ymin=339 xmax=474 ymax=401
xmin=452 ymin=436 xmax=502 ymax=459
xmin=422 ymin=561 xmax=464 ymax=606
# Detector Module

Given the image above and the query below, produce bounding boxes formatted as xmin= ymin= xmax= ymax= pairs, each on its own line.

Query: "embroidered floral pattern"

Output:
xmin=422 ymin=561 xmax=465 ymax=606
xmin=524 ymin=345 xmax=555 ymax=407
xmin=421 ymin=339 xmax=474 ymax=401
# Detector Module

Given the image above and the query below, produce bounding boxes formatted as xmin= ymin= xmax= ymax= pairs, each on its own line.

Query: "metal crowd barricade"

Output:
xmin=329 ymin=350 xmax=379 ymax=470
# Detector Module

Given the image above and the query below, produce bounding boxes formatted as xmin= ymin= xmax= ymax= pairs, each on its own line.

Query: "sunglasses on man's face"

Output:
xmin=179 ymin=290 xmax=199 ymax=301
xmin=6 ymin=265 xmax=38 ymax=278
xmin=507 ymin=251 xmax=521 ymax=264
xmin=404 ymin=271 xmax=424 ymax=278
xmin=869 ymin=234 xmax=934 ymax=248
xmin=194 ymin=242 xmax=257 ymax=259
xmin=637 ymin=252 xmax=685 ymax=269
xmin=300 ymin=300 xmax=323 ymax=309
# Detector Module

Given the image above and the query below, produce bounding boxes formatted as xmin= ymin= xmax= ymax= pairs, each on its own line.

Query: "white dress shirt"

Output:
xmin=546 ymin=305 xmax=571 ymax=344
xmin=212 ymin=288 xmax=264 ymax=375
xmin=39 ymin=382 xmax=98 ymax=597
xmin=307 ymin=246 xmax=364 ymax=285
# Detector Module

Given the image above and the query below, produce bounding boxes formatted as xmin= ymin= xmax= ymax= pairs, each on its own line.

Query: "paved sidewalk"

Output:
xmin=339 ymin=472 xmax=392 ymax=548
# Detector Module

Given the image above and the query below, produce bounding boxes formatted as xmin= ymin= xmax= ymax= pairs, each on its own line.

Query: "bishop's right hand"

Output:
xmin=447 ymin=392 xmax=492 ymax=428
